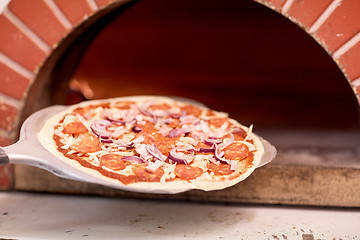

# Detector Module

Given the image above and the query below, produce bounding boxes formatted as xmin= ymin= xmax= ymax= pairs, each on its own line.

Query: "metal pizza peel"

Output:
xmin=0 ymin=102 xmax=276 ymax=193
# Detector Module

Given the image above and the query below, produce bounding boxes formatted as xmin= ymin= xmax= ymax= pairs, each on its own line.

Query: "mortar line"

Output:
xmin=44 ymin=0 xmax=73 ymax=30
xmin=351 ymin=77 xmax=360 ymax=88
xmin=0 ymin=52 xmax=35 ymax=80
xmin=86 ymin=0 xmax=99 ymax=11
xmin=309 ymin=0 xmax=342 ymax=34
xmin=333 ymin=32 xmax=360 ymax=59
xmin=281 ymin=0 xmax=295 ymax=14
xmin=0 ymin=92 xmax=25 ymax=110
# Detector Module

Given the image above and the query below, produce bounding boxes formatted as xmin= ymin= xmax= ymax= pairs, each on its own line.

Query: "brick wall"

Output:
xmin=0 ymin=0 xmax=124 ymax=189
xmin=0 ymin=0 xmax=359 ymax=190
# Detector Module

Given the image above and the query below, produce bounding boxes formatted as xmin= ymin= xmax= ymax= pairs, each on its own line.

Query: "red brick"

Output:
xmin=0 ymin=165 xmax=13 ymax=190
xmin=95 ymin=0 xmax=113 ymax=8
xmin=0 ymin=15 xmax=46 ymax=72
xmin=316 ymin=0 xmax=360 ymax=52
xmin=338 ymin=42 xmax=360 ymax=81
xmin=8 ymin=0 xmax=68 ymax=47
xmin=54 ymin=0 xmax=94 ymax=26
xmin=287 ymin=0 xmax=332 ymax=29
xmin=0 ymin=62 xmax=31 ymax=99
xmin=0 ymin=102 xmax=19 ymax=131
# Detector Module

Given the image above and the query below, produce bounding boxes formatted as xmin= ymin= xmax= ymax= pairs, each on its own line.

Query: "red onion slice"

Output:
xmin=132 ymin=135 xmax=145 ymax=145
xmin=168 ymin=110 xmax=186 ymax=119
xmin=168 ymin=147 xmax=195 ymax=165
xmin=106 ymin=115 xmax=137 ymax=126
xmin=217 ymin=134 xmax=235 ymax=150
xmin=106 ymin=117 xmax=125 ymax=124
xmin=197 ymin=147 xmax=215 ymax=153
xmin=115 ymin=135 xmax=144 ymax=148
xmin=147 ymin=144 xmax=167 ymax=161
xmin=214 ymin=147 xmax=230 ymax=165
xmin=168 ymin=125 xmax=190 ymax=138
xmin=214 ymin=138 xmax=237 ymax=171
xmin=132 ymin=126 xmax=142 ymax=133
xmin=135 ymin=144 xmax=152 ymax=161
xmin=204 ymin=137 xmax=222 ymax=146
xmin=213 ymin=135 xmax=234 ymax=164
xmin=230 ymin=160 xmax=237 ymax=171
xmin=91 ymin=119 xmax=112 ymax=129
xmin=208 ymin=157 xmax=220 ymax=165
xmin=122 ymin=156 xmax=144 ymax=164
xmin=91 ymin=120 xmax=112 ymax=139
xmin=100 ymin=137 xmax=113 ymax=144
xmin=169 ymin=148 xmax=188 ymax=165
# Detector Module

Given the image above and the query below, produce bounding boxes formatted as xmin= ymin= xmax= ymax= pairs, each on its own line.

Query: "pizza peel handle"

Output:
xmin=0 ymin=139 xmax=71 ymax=179
xmin=0 ymin=147 xmax=9 ymax=165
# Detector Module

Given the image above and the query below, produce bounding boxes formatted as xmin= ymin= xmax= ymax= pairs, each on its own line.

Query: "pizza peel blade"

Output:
xmin=0 ymin=104 xmax=276 ymax=194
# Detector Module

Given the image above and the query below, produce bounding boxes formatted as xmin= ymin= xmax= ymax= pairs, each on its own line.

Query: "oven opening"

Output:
xmin=16 ymin=0 xmax=360 ymax=206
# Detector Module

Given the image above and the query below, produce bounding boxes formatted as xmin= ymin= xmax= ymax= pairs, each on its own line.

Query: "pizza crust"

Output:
xmin=37 ymin=96 xmax=265 ymax=193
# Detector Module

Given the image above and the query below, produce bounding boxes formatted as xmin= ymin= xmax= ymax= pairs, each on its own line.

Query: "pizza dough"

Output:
xmin=38 ymin=96 xmax=266 ymax=193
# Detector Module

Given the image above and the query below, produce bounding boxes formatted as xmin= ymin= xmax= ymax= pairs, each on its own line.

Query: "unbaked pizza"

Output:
xmin=38 ymin=96 xmax=266 ymax=192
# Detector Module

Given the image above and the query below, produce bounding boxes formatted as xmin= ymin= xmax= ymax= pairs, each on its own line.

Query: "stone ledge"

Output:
xmin=13 ymin=163 xmax=360 ymax=207
xmin=13 ymin=130 xmax=360 ymax=207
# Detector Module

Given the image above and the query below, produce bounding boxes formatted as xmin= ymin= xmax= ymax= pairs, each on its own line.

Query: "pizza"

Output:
xmin=38 ymin=96 xmax=266 ymax=193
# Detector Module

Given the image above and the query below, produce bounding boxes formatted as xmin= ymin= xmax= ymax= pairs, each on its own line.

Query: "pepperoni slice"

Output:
xmin=207 ymin=162 xmax=233 ymax=175
xmin=100 ymin=154 xmax=130 ymax=171
xmin=223 ymin=142 xmax=249 ymax=161
xmin=156 ymin=136 xmax=179 ymax=156
xmin=175 ymin=164 xmax=203 ymax=180
xmin=71 ymin=133 xmax=101 ymax=153
xmin=73 ymin=107 xmax=92 ymax=116
xmin=132 ymin=165 xmax=164 ymax=182
xmin=180 ymin=104 xmax=202 ymax=117
xmin=148 ymin=103 xmax=171 ymax=111
xmin=207 ymin=118 xmax=229 ymax=128
xmin=114 ymin=101 xmax=134 ymax=109
xmin=195 ymin=142 xmax=215 ymax=154
xmin=63 ymin=121 xmax=88 ymax=134
xmin=232 ymin=128 xmax=247 ymax=140
xmin=139 ymin=121 xmax=178 ymax=156
xmin=138 ymin=122 xmax=157 ymax=143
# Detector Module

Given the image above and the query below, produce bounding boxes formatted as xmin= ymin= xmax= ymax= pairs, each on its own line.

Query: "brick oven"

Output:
xmin=0 ymin=0 xmax=359 ymax=206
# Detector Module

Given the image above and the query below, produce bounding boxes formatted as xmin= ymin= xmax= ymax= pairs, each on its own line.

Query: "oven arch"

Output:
xmin=0 ymin=0 xmax=359 ymax=135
